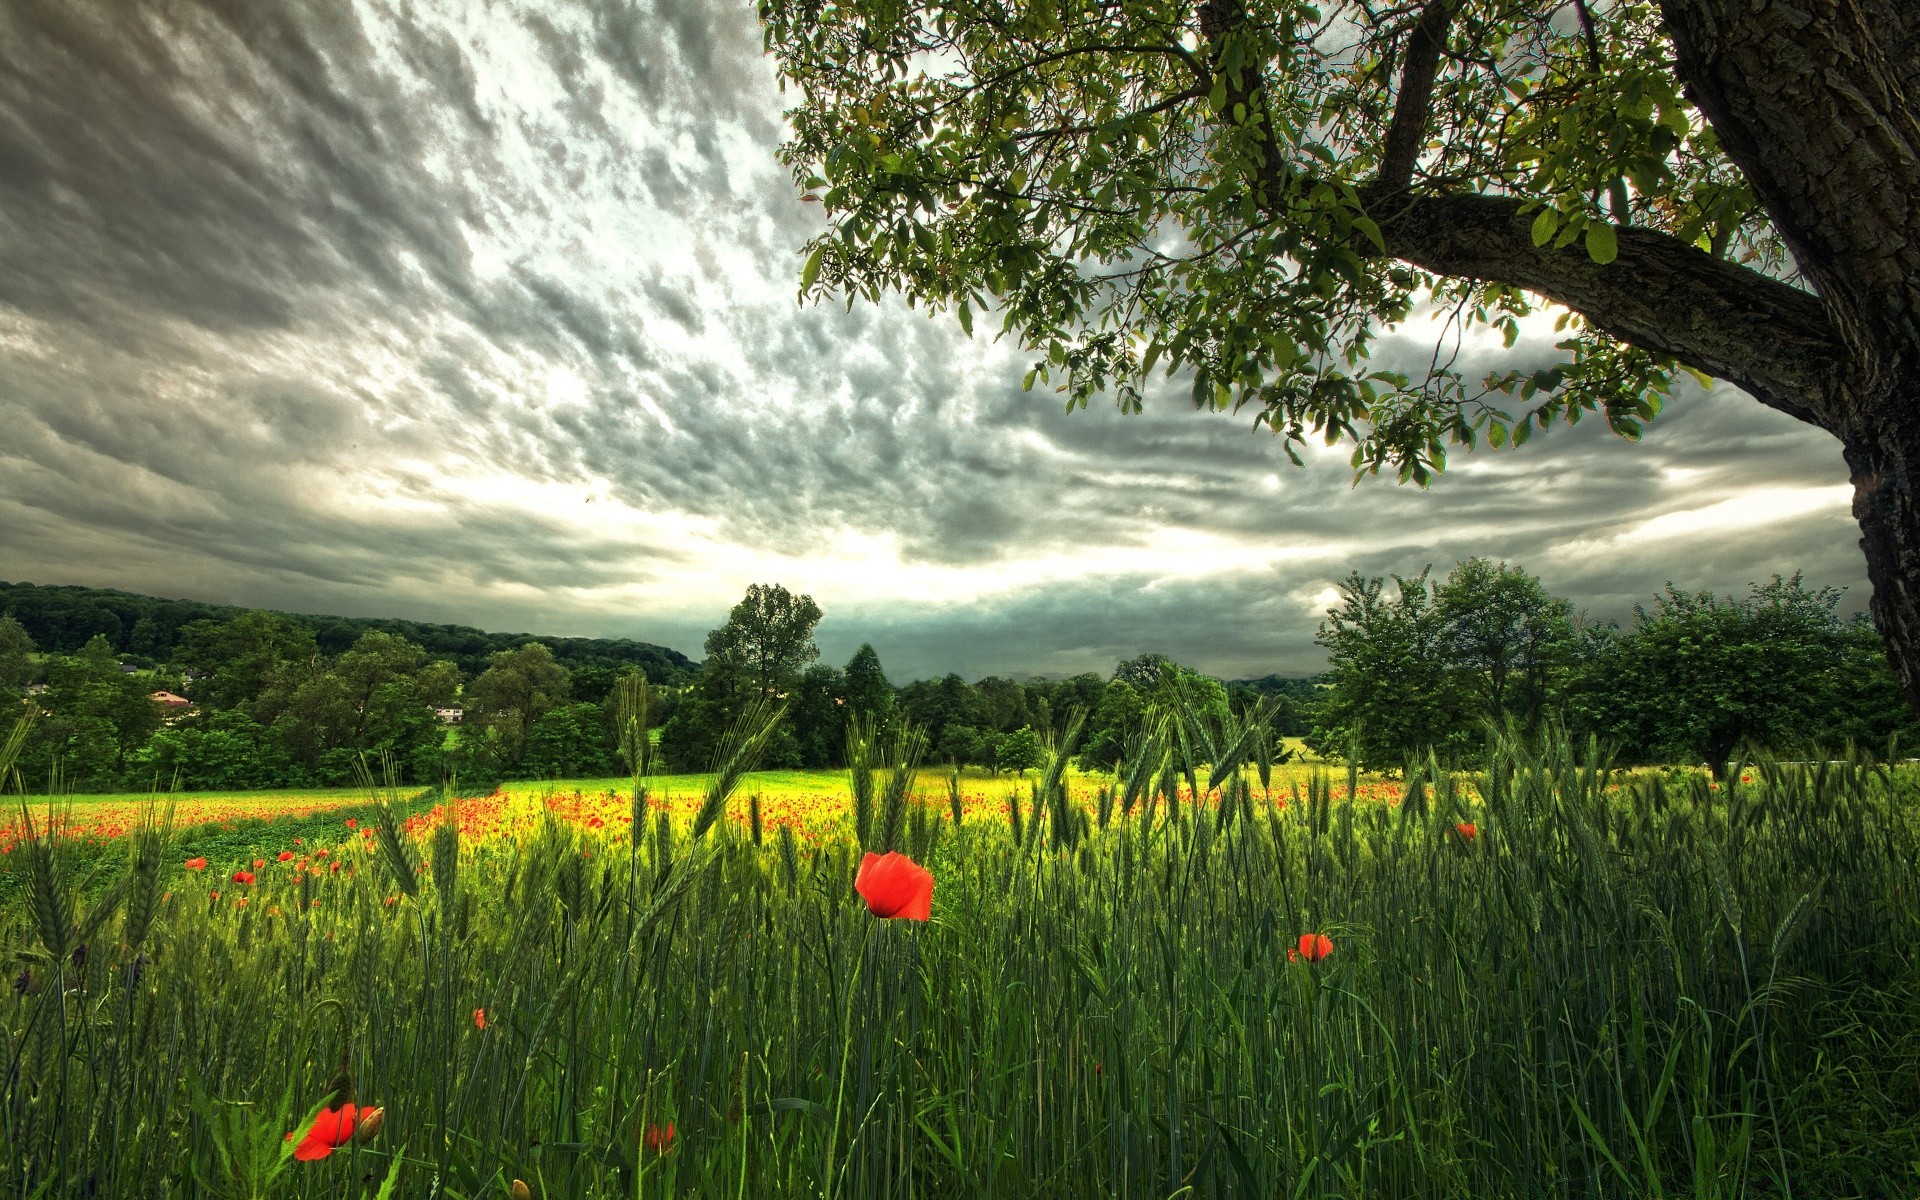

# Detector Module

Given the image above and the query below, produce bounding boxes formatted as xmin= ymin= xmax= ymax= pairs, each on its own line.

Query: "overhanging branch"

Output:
xmin=1377 ymin=0 xmax=1457 ymax=190
xmin=1365 ymin=190 xmax=1848 ymax=431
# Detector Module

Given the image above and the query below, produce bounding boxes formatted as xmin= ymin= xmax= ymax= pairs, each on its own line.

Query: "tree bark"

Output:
xmin=1660 ymin=0 xmax=1920 ymax=709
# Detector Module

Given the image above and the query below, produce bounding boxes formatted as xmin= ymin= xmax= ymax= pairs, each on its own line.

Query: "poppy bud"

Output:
xmin=355 ymin=1106 xmax=384 ymax=1140
xmin=854 ymin=851 xmax=934 ymax=921
xmin=511 ymin=1181 xmax=532 ymax=1200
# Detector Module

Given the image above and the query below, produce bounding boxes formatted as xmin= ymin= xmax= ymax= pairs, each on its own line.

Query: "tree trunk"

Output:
xmin=1661 ymin=0 xmax=1920 ymax=712
xmin=1844 ymin=420 xmax=1920 ymax=708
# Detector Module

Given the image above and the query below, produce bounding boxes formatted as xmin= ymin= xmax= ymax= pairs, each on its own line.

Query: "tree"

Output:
xmin=0 ymin=615 xmax=34 ymax=693
xmin=1559 ymin=575 xmax=1908 ymax=769
xmin=521 ymin=702 xmax=617 ymax=778
xmin=1309 ymin=570 xmax=1467 ymax=768
xmin=468 ymin=642 xmax=571 ymax=757
xmin=260 ymin=631 xmax=457 ymax=783
xmin=1079 ymin=678 xmax=1147 ymax=768
xmin=762 ymin=0 xmax=1920 ymax=713
xmin=705 ymin=583 xmax=823 ymax=699
xmin=177 ymin=612 xmax=318 ymax=713
xmin=843 ymin=644 xmax=894 ymax=723
xmin=788 ymin=664 xmax=849 ymax=767
xmin=996 ymin=726 xmax=1045 ymax=776
xmin=1433 ymin=558 xmax=1574 ymax=728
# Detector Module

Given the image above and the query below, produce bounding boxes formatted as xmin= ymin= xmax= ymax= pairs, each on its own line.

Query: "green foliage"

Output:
xmin=1560 ymin=575 xmax=1916 ymax=769
xmin=0 ymin=580 xmax=694 ymax=682
xmin=842 ymin=643 xmax=893 ymax=724
xmin=1433 ymin=556 xmax=1575 ymax=728
xmin=663 ymin=586 xmax=825 ymax=774
xmin=758 ymin=0 xmax=1761 ymax=483
xmin=704 ymin=584 xmax=823 ymax=698
xmin=995 ymin=726 xmax=1045 ymax=775
xmin=466 ymin=642 xmax=571 ymax=758
xmin=520 ymin=702 xmax=618 ymax=779
xmin=1309 ymin=569 xmax=1469 ymax=769
xmin=787 ymin=664 xmax=847 ymax=768
xmin=0 ymin=615 xmax=34 ymax=694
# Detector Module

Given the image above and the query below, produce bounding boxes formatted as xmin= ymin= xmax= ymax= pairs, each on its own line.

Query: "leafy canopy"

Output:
xmin=762 ymin=0 xmax=1771 ymax=481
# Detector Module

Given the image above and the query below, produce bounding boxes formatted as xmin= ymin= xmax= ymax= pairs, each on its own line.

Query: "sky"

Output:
xmin=0 ymin=0 xmax=1869 ymax=681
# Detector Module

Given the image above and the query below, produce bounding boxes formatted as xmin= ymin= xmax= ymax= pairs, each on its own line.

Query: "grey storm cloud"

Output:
xmin=0 ymin=0 xmax=1867 ymax=682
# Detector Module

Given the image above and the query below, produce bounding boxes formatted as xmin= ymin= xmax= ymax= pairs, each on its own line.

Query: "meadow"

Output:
xmin=3 ymin=724 xmax=1918 ymax=1198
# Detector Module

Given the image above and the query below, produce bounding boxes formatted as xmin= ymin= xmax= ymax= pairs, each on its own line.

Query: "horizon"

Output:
xmin=0 ymin=0 xmax=1869 ymax=683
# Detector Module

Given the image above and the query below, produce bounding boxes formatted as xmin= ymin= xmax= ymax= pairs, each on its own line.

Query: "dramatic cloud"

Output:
xmin=0 ymin=0 xmax=1864 ymax=680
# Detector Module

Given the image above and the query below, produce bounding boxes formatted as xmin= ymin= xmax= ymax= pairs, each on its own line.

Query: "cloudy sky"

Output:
xmin=0 ymin=0 xmax=1867 ymax=680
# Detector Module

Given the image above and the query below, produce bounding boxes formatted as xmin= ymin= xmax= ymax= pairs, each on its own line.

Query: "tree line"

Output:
xmin=0 ymin=581 xmax=695 ymax=681
xmin=0 ymin=583 xmax=1308 ymax=793
xmin=6 ymin=564 xmax=1901 ymax=793
xmin=1312 ymin=559 xmax=1916 ymax=771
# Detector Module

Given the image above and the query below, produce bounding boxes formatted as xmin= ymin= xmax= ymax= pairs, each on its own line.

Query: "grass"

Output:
xmin=4 ymin=732 xmax=1917 ymax=1197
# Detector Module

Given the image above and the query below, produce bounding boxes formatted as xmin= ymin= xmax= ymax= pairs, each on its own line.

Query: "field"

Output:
xmin=4 ymin=738 xmax=1918 ymax=1198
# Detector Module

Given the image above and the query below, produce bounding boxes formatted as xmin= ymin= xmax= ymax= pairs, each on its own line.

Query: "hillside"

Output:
xmin=0 ymin=580 xmax=696 ymax=682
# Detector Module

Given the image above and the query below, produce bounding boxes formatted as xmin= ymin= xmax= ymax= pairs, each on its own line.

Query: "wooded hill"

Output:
xmin=0 ymin=580 xmax=695 ymax=683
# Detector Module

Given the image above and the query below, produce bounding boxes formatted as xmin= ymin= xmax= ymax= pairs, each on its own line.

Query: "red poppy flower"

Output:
xmin=644 ymin=1121 xmax=676 ymax=1154
xmin=253 ymin=859 xmax=265 ymax=869
xmin=278 ymin=851 xmax=294 ymax=862
xmin=1297 ymin=933 xmax=1333 ymax=962
xmin=473 ymin=1008 xmax=486 ymax=1030
xmin=231 ymin=870 xmax=255 ymax=885
xmin=1455 ymin=822 xmax=1478 ymax=841
xmin=854 ymin=852 xmax=934 ymax=921
xmin=290 ymin=1102 xmax=359 ymax=1161
xmin=345 ymin=818 xmax=357 ymax=830
xmin=184 ymin=857 xmax=207 ymax=871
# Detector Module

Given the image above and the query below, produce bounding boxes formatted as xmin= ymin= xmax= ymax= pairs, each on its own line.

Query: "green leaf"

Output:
xmin=1351 ymin=215 xmax=1385 ymax=253
xmin=1585 ymin=221 xmax=1619 ymax=265
xmin=800 ymin=246 xmax=824 ymax=291
xmin=1530 ymin=207 xmax=1558 ymax=248
xmin=957 ymin=302 xmax=973 ymax=336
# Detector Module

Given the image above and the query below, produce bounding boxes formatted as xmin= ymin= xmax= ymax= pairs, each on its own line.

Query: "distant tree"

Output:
xmin=1559 ymin=576 xmax=1910 ymax=770
xmin=843 ymin=644 xmax=893 ymax=724
xmin=468 ymin=642 xmax=571 ymax=758
xmin=567 ymin=665 xmax=622 ymax=706
xmin=131 ymin=709 xmax=283 ymax=791
xmin=1434 ymin=558 xmax=1575 ymax=729
xmin=178 ymin=612 xmax=318 ymax=713
xmin=521 ymin=702 xmax=617 ymax=778
xmin=259 ymin=631 xmax=457 ymax=782
xmin=1113 ymin=654 xmax=1176 ymax=690
xmin=1079 ymin=679 xmax=1147 ymax=769
xmin=1309 ymin=571 xmax=1467 ymax=769
xmin=788 ymin=664 xmax=848 ymax=768
xmin=996 ymin=726 xmax=1045 ymax=777
xmin=972 ymin=676 xmax=1029 ymax=733
xmin=0 ymin=615 xmax=35 ymax=693
xmin=935 ymin=722 xmax=991 ymax=768
xmin=19 ymin=637 xmax=164 ymax=788
xmin=705 ymin=583 xmax=823 ymax=699
xmin=898 ymin=673 xmax=982 ymax=751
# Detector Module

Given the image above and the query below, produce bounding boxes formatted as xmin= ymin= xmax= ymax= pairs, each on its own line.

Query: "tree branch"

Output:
xmin=1661 ymin=0 xmax=1920 ymax=408
xmin=1368 ymin=190 xmax=1849 ymax=431
xmin=1376 ymin=0 xmax=1456 ymax=190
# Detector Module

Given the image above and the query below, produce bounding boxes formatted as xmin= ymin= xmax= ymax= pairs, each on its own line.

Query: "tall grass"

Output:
xmin=3 ymin=724 xmax=1918 ymax=1197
